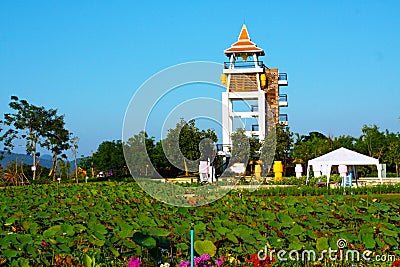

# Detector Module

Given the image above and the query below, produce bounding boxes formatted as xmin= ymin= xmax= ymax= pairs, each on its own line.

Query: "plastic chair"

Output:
xmin=342 ymin=171 xmax=353 ymax=188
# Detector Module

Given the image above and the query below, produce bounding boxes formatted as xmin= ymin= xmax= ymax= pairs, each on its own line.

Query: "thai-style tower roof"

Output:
xmin=224 ymin=24 xmax=265 ymax=56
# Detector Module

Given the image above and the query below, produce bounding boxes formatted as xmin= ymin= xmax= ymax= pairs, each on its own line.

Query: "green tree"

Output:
xmin=384 ymin=130 xmax=400 ymax=176
xmin=260 ymin=128 xmax=277 ymax=174
xmin=150 ymin=140 xmax=177 ymax=177
xmin=3 ymin=159 xmax=32 ymax=185
xmin=78 ymin=155 xmax=93 ymax=177
xmin=42 ymin=111 xmax=71 ymax=181
xmin=291 ymin=132 xmax=331 ymax=166
xmin=0 ymin=122 xmax=3 ymax=160
xmin=274 ymin=124 xmax=294 ymax=176
xmin=332 ymin=135 xmax=356 ymax=150
xmin=57 ymin=159 xmax=70 ymax=180
xmin=1 ymin=96 xmax=43 ymax=180
xmin=93 ymin=140 xmax=127 ymax=177
xmin=70 ymin=136 xmax=79 ymax=183
xmin=1 ymin=96 xmax=48 ymax=180
xmin=178 ymin=119 xmax=217 ymax=161
xmin=230 ymin=128 xmax=250 ymax=163
xmin=249 ymin=136 xmax=261 ymax=160
xmin=124 ymin=132 xmax=155 ymax=177
xmin=356 ymin=124 xmax=385 ymax=159
xmin=0 ymin=96 xmax=72 ymax=181
xmin=162 ymin=119 xmax=217 ymax=175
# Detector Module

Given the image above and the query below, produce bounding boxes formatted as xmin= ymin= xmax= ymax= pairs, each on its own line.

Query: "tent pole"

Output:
xmin=326 ymin=165 xmax=331 ymax=189
xmin=377 ymin=164 xmax=382 ymax=184
xmin=354 ymin=166 xmax=358 ymax=187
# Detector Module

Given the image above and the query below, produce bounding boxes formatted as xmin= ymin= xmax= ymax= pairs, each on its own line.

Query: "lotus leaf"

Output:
xmin=194 ymin=240 xmax=216 ymax=257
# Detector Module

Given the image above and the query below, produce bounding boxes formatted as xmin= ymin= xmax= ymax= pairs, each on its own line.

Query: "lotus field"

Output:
xmin=1 ymin=182 xmax=400 ymax=266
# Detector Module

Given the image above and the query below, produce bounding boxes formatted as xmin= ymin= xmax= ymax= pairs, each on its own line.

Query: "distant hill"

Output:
xmin=0 ymin=152 xmax=86 ymax=174
xmin=39 ymin=154 xmax=53 ymax=161
xmin=1 ymin=152 xmax=56 ymax=169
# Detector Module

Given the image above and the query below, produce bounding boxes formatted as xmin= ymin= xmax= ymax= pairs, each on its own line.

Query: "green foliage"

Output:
xmin=41 ymin=110 xmax=71 ymax=180
xmin=248 ymin=135 xmax=261 ymax=159
xmin=0 ymin=96 xmax=71 ymax=181
xmin=123 ymin=132 xmax=155 ymax=177
xmin=357 ymin=124 xmax=386 ymax=159
xmin=355 ymin=125 xmax=400 ymax=176
xmin=194 ymin=240 xmax=217 ymax=257
xmin=89 ymin=119 xmax=219 ymax=179
xmin=292 ymin=132 xmax=331 ymax=165
xmin=70 ymin=136 xmax=80 ymax=183
xmin=259 ymin=127 xmax=276 ymax=172
xmin=57 ymin=160 xmax=70 ymax=180
xmin=274 ymin=124 xmax=293 ymax=175
xmin=122 ymin=120 xmax=220 ymax=178
xmin=230 ymin=128 xmax=249 ymax=163
xmin=1 ymin=182 xmax=400 ymax=266
xmin=331 ymin=135 xmax=356 ymax=150
xmin=290 ymin=125 xmax=400 ymax=178
xmin=269 ymin=174 xmax=342 ymax=186
xmin=1 ymin=96 xmax=45 ymax=154
xmin=150 ymin=140 xmax=177 ymax=177
xmin=78 ymin=155 xmax=93 ymax=177
xmin=383 ymin=130 xmax=400 ymax=177
xmin=93 ymin=140 xmax=127 ymax=177
xmin=162 ymin=119 xmax=217 ymax=174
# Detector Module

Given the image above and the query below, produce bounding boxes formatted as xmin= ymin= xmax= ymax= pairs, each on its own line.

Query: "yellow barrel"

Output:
xmin=273 ymin=161 xmax=283 ymax=181
xmin=254 ymin=164 xmax=261 ymax=179
xmin=260 ymin=74 xmax=267 ymax=88
xmin=220 ymin=74 xmax=227 ymax=85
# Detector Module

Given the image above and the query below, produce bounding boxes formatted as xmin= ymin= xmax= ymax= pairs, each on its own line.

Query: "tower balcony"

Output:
xmin=246 ymin=125 xmax=260 ymax=138
xmin=229 ymin=111 xmax=258 ymax=118
xmin=278 ymin=73 xmax=288 ymax=86
xmin=216 ymin=144 xmax=232 ymax=155
xmin=251 ymin=104 xmax=258 ymax=112
xmin=223 ymin=61 xmax=265 ymax=74
xmin=279 ymin=114 xmax=288 ymax=126
xmin=279 ymin=94 xmax=288 ymax=107
xmin=245 ymin=130 xmax=260 ymax=138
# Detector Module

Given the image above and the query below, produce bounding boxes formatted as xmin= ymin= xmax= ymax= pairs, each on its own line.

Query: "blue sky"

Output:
xmin=1 ymin=1 xmax=399 ymax=157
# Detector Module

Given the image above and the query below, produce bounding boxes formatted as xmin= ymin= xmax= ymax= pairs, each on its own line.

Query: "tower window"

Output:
xmin=252 ymin=124 xmax=259 ymax=131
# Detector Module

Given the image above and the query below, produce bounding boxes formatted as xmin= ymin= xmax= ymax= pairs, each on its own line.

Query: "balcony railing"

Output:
xmin=279 ymin=94 xmax=288 ymax=107
xmin=279 ymin=114 xmax=288 ymax=125
xmin=278 ymin=73 xmax=288 ymax=80
xmin=278 ymin=73 xmax=288 ymax=86
xmin=279 ymin=94 xmax=287 ymax=102
xmin=224 ymin=61 xmax=265 ymax=69
xmin=216 ymin=144 xmax=232 ymax=153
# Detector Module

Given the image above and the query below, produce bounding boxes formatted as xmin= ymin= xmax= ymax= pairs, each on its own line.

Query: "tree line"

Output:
xmin=80 ymin=119 xmax=218 ymax=179
xmin=82 ymin=121 xmax=400 ymax=179
xmin=1 ymin=96 xmax=399 ymax=180
xmin=275 ymin=124 xmax=400 ymax=177
xmin=0 ymin=96 xmax=79 ymax=182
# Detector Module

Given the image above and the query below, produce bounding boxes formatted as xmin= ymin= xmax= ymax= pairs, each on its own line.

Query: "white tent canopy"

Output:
xmin=306 ymin=147 xmax=382 ymax=185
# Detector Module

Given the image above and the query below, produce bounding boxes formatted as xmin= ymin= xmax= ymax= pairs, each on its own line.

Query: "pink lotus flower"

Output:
xmin=127 ymin=257 xmax=141 ymax=267
xmin=194 ymin=257 xmax=202 ymax=264
xmin=200 ymin=254 xmax=210 ymax=261
xmin=215 ymin=256 xmax=225 ymax=266
xmin=178 ymin=260 xmax=190 ymax=267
